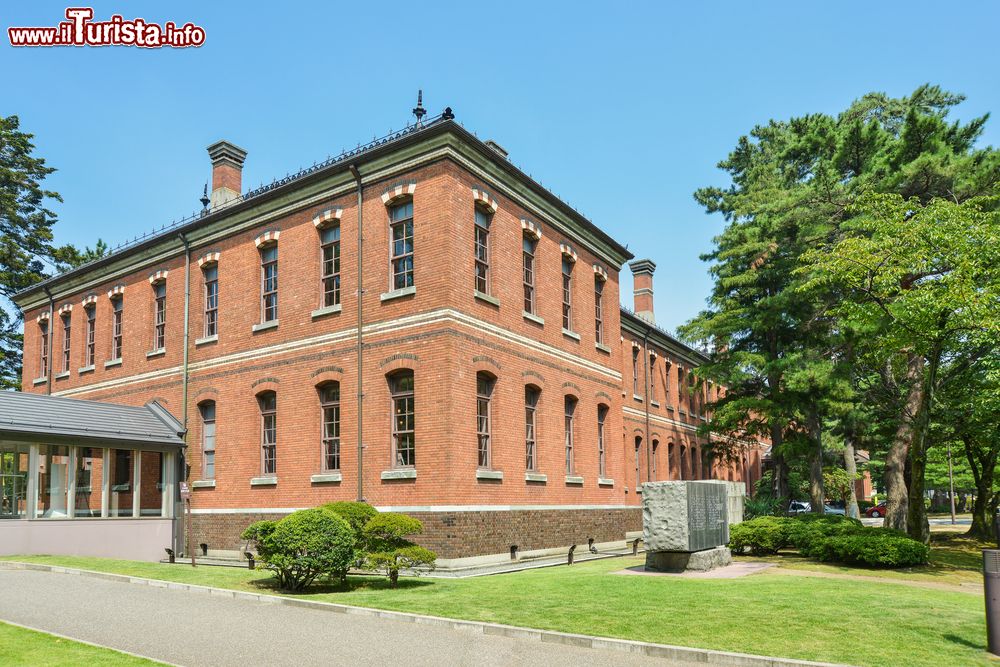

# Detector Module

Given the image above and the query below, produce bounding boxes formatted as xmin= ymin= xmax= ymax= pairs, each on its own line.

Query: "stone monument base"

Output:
xmin=645 ymin=546 xmax=732 ymax=573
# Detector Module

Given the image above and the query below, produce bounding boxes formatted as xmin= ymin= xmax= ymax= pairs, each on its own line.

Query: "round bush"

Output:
xmin=322 ymin=501 xmax=379 ymax=540
xmin=243 ymin=508 xmax=357 ymax=590
xmin=786 ymin=515 xmax=865 ymax=553
xmin=728 ymin=516 xmax=794 ymax=556
xmin=807 ymin=528 xmax=929 ymax=567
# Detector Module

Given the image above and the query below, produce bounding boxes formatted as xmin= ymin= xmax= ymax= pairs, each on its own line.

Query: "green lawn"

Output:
xmin=4 ymin=554 xmax=990 ymax=667
xmin=0 ymin=621 xmax=160 ymax=666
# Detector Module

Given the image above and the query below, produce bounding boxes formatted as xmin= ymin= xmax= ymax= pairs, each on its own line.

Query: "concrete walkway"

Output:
xmin=0 ymin=569 xmax=679 ymax=666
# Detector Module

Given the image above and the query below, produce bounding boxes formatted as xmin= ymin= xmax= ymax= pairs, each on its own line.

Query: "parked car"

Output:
xmin=823 ymin=504 xmax=846 ymax=516
xmin=788 ymin=500 xmax=811 ymax=515
xmin=866 ymin=501 xmax=888 ymax=518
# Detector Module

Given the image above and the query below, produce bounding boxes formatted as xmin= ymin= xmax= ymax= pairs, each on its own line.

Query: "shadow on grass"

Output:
xmin=247 ymin=573 xmax=436 ymax=596
xmin=942 ymin=633 xmax=985 ymax=651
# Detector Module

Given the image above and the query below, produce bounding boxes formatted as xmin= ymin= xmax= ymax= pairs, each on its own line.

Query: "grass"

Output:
xmin=0 ymin=621 xmax=160 ymax=666
xmin=4 ymin=553 xmax=990 ymax=667
xmin=754 ymin=531 xmax=988 ymax=587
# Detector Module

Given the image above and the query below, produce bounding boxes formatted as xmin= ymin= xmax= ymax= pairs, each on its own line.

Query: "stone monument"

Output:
xmin=642 ymin=480 xmax=732 ymax=572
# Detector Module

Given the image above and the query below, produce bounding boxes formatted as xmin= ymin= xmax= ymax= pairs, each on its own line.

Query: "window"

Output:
xmin=632 ymin=347 xmax=640 ymax=395
xmin=389 ymin=201 xmax=414 ymax=290
xmin=320 ymin=383 xmax=340 ymax=471
xmin=390 ymin=371 xmax=415 ymax=467
xmin=561 ymin=258 xmax=573 ymax=330
xmin=525 ymin=386 xmax=539 ymax=471
xmin=110 ymin=448 xmax=133 ymax=517
xmin=677 ymin=365 xmax=684 ymax=407
xmin=597 ymin=405 xmax=608 ymax=478
xmin=476 ymin=373 xmax=494 ymax=468
xmin=153 ymin=282 xmax=166 ymax=350
xmin=649 ymin=355 xmax=656 ymax=403
xmin=564 ymin=396 xmax=577 ymax=474
xmin=84 ymin=305 xmax=96 ymax=367
xmin=320 ymin=225 xmax=341 ymax=307
xmin=634 ymin=436 xmax=642 ymax=488
xmin=60 ymin=314 xmax=71 ymax=373
xmin=200 ymin=402 xmax=216 ymax=480
xmin=261 ymin=245 xmax=278 ymax=323
xmin=204 ymin=265 xmax=218 ymax=337
xmin=523 ymin=237 xmax=536 ymax=314
xmin=111 ymin=297 xmax=123 ymax=360
xmin=474 ymin=207 xmax=491 ymax=294
xmin=652 ymin=439 xmax=659 ymax=480
xmin=258 ymin=392 xmax=277 ymax=476
xmin=74 ymin=447 xmax=102 ymax=518
xmin=38 ymin=319 xmax=49 ymax=377
xmin=594 ymin=278 xmax=604 ymax=344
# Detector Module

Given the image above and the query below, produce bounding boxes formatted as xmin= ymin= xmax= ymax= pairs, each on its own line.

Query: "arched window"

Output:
xmin=38 ymin=318 xmax=49 ymax=377
xmin=319 ymin=383 xmax=340 ymax=472
xmin=634 ymin=436 xmax=642 ymax=489
xmin=258 ymin=391 xmax=277 ymax=475
xmin=60 ymin=312 xmax=72 ymax=373
xmin=110 ymin=296 xmax=123 ymax=361
xmin=561 ymin=257 xmax=574 ymax=331
xmin=474 ymin=205 xmax=492 ymax=295
xmin=632 ymin=346 xmax=640 ymax=396
xmin=564 ymin=396 xmax=577 ymax=474
xmin=652 ymin=439 xmax=659 ymax=480
xmin=320 ymin=224 xmax=341 ymax=308
xmin=203 ymin=264 xmax=218 ymax=337
xmin=199 ymin=401 xmax=216 ymax=480
xmin=260 ymin=245 xmax=278 ymax=323
xmin=389 ymin=201 xmax=414 ymax=290
xmin=679 ymin=443 xmax=687 ymax=480
xmin=476 ymin=373 xmax=494 ymax=469
xmin=594 ymin=277 xmax=604 ymax=345
xmin=522 ymin=236 xmax=537 ymax=314
xmin=525 ymin=386 xmax=540 ymax=471
xmin=84 ymin=304 xmax=96 ymax=368
xmin=597 ymin=405 xmax=609 ymax=478
xmin=152 ymin=280 xmax=167 ymax=351
xmin=389 ymin=370 xmax=415 ymax=467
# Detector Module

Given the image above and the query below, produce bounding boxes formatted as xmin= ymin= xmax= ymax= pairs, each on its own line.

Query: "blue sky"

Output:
xmin=3 ymin=1 xmax=998 ymax=332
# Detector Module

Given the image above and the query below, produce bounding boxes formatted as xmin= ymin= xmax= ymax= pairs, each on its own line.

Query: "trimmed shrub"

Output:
xmin=321 ymin=501 xmax=379 ymax=583
xmin=241 ymin=508 xmax=357 ymax=591
xmin=786 ymin=515 xmax=864 ymax=553
xmin=363 ymin=512 xmax=437 ymax=587
xmin=728 ymin=516 xmax=794 ymax=556
xmin=806 ymin=528 xmax=929 ymax=568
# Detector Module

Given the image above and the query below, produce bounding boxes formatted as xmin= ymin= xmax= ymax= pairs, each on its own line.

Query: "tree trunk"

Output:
xmin=770 ymin=422 xmax=789 ymax=501
xmin=966 ymin=435 xmax=999 ymax=541
xmin=808 ymin=414 xmax=824 ymax=513
xmin=906 ymin=346 xmax=940 ymax=545
xmin=885 ymin=352 xmax=925 ymax=531
xmin=843 ymin=437 xmax=861 ymax=519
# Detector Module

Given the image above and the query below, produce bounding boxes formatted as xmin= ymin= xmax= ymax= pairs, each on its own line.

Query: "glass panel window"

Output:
xmin=0 ymin=444 xmax=30 ymax=519
xmin=320 ymin=225 xmax=341 ymax=308
xmin=35 ymin=445 xmax=70 ymax=518
xmin=200 ymin=402 xmax=216 ymax=479
xmin=111 ymin=297 xmax=123 ymax=360
xmin=652 ymin=440 xmax=659 ymax=481
xmin=39 ymin=320 xmax=49 ymax=376
xmin=476 ymin=373 xmax=494 ymax=469
xmin=259 ymin=392 xmax=277 ymax=476
xmin=320 ymin=384 xmax=340 ymax=471
xmin=522 ymin=237 xmax=536 ymax=314
xmin=85 ymin=305 xmax=96 ymax=367
xmin=474 ymin=208 xmax=491 ymax=294
xmin=389 ymin=202 xmax=414 ymax=290
xmin=261 ymin=245 xmax=278 ymax=323
xmin=632 ymin=348 xmax=640 ymax=395
xmin=60 ymin=314 xmax=71 ymax=372
xmin=597 ymin=405 xmax=608 ymax=478
xmin=204 ymin=266 xmax=218 ymax=337
xmin=153 ymin=282 xmax=167 ymax=350
xmin=635 ymin=437 xmax=642 ymax=488
xmin=74 ymin=447 xmax=103 ymax=518
xmin=594 ymin=278 xmax=604 ymax=344
xmin=139 ymin=451 xmax=164 ymax=517
xmin=525 ymin=387 xmax=539 ymax=471
xmin=109 ymin=448 xmax=134 ymax=517
xmin=649 ymin=356 xmax=656 ymax=402
xmin=390 ymin=371 xmax=415 ymax=467
xmin=562 ymin=258 xmax=573 ymax=330
xmin=564 ymin=396 xmax=577 ymax=474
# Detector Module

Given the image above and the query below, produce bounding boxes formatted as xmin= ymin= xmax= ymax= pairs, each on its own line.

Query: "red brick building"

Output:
xmin=15 ymin=112 xmax=764 ymax=566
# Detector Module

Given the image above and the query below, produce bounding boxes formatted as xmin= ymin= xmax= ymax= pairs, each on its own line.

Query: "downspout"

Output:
xmin=642 ymin=326 xmax=652 ymax=483
xmin=178 ymin=232 xmax=192 ymax=438
xmin=42 ymin=287 xmax=54 ymax=395
xmin=349 ymin=164 xmax=364 ymax=502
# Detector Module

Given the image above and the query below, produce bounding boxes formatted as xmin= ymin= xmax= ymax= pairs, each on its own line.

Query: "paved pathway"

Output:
xmin=0 ymin=569 xmax=681 ymax=667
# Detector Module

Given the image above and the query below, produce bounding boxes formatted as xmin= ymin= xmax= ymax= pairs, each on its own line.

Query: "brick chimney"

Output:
xmin=629 ymin=258 xmax=656 ymax=324
xmin=207 ymin=140 xmax=247 ymax=208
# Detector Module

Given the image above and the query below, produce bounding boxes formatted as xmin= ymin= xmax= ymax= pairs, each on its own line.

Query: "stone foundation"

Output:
xmin=644 ymin=546 xmax=732 ymax=572
xmin=191 ymin=507 xmax=642 ymax=560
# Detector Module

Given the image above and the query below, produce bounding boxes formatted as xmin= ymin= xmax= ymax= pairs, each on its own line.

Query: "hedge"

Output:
xmin=806 ymin=528 xmax=929 ymax=567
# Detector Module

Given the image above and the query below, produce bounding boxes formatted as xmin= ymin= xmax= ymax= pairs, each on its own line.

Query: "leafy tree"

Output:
xmin=0 ymin=115 xmax=107 ymax=389
xmin=823 ymin=466 xmax=859 ymax=507
xmin=322 ymin=501 xmax=379 ymax=582
xmin=362 ymin=513 xmax=436 ymax=587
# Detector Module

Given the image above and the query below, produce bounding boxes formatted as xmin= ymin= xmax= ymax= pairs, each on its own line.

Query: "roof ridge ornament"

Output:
xmin=413 ymin=90 xmax=426 ymax=128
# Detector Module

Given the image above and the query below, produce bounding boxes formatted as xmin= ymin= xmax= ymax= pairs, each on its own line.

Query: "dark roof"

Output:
xmin=14 ymin=113 xmax=631 ymax=305
xmin=0 ymin=392 xmax=185 ymax=450
xmin=619 ymin=307 xmax=710 ymax=365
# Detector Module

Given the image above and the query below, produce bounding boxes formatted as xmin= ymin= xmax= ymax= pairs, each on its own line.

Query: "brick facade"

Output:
xmin=16 ymin=118 xmax=764 ymax=561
